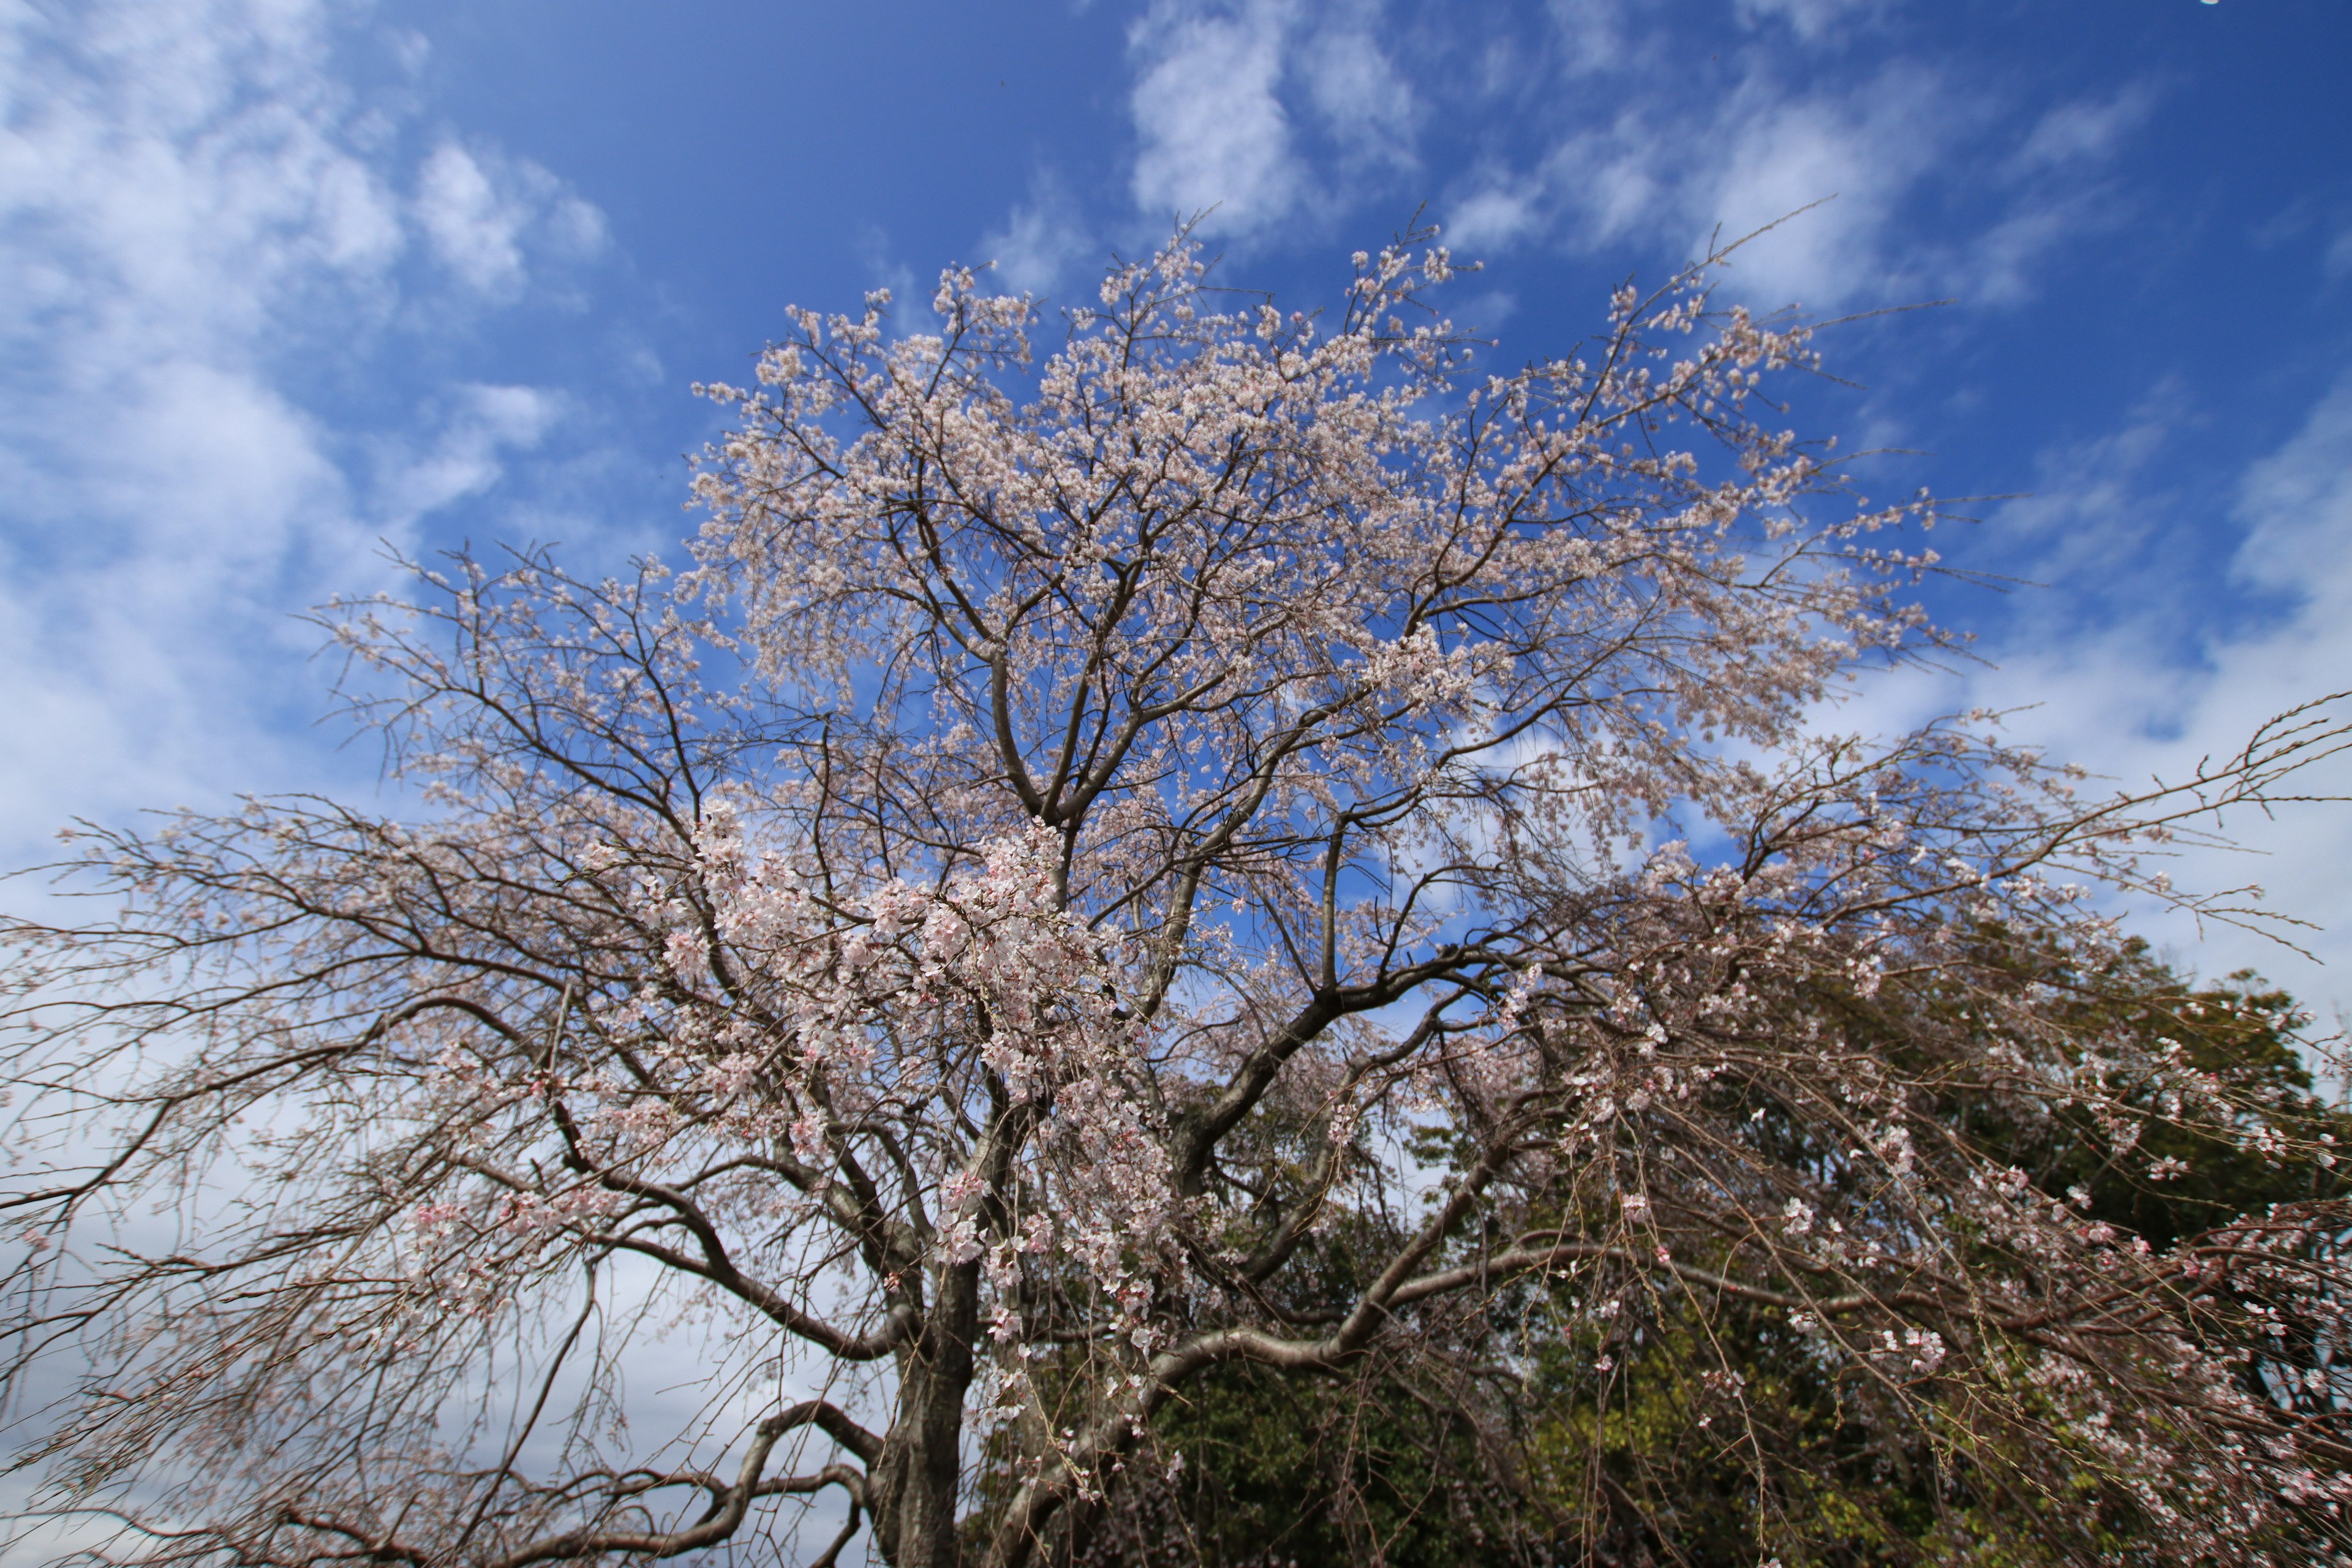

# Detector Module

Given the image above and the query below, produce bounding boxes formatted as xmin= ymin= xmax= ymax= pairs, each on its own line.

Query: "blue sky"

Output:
xmin=4 ymin=0 xmax=2351 ymax=1009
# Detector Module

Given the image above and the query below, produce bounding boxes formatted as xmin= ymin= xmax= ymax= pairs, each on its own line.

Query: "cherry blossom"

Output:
xmin=4 ymin=230 xmax=2349 ymax=1567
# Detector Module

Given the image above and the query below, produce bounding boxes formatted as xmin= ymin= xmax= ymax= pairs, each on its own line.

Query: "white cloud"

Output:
xmin=1442 ymin=42 xmax=2141 ymax=314
xmin=0 ymin=358 xmax=350 ymax=851
xmin=1445 ymin=180 xmax=1543 ymax=251
xmin=417 ymin=141 xmax=522 ymax=293
xmin=2232 ymin=375 xmax=2352 ymax=605
xmin=1126 ymin=0 xmax=1419 ymax=241
xmin=0 ymin=0 xmax=403 ymax=366
xmin=980 ymin=170 xmax=1094 ymax=295
xmin=1979 ymin=383 xmax=2190 ymax=601
xmin=1732 ymin=0 xmax=1885 ymax=42
xmin=1129 ymin=0 xmax=1302 ymax=235
xmin=1298 ymin=12 xmax=1418 ymax=172
xmin=1966 ymin=194 xmax=2105 ymax=304
xmin=2251 ymin=197 xmax=2352 ymax=282
xmin=379 ymin=383 xmax=563 ymax=525
xmin=417 ymin=139 xmax=606 ymax=298
xmin=2326 ymin=224 xmax=2352 ymax=281
xmin=1543 ymin=0 xmax=1640 ymax=77
xmin=1680 ymin=75 xmax=1951 ymax=306
xmin=1852 ymin=377 xmax=2352 ymax=1017
xmin=2015 ymin=85 xmax=2157 ymax=171
xmin=0 ymin=0 xmax=609 ymax=864
xmin=1487 ymin=67 xmax=1956 ymax=304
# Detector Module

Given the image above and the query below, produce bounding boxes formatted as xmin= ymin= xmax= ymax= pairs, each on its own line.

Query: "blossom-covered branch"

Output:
xmin=4 ymin=230 xmax=2347 ymax=1568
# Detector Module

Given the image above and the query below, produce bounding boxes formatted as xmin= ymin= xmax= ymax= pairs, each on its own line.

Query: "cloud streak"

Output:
xmin=417 ymin=140 xmax=607 ymax=298
xmin=979 ymin=168 xmax=1094 ymax=295
xmin=1437 ymin=15 xmax=2145 ymax=312
xmin=0 ymin=0 xmax=606 ymax=862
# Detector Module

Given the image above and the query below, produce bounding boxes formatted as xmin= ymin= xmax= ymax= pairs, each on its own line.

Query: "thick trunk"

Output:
xmin=869 ymin=1267 xmax=979 ymax=1567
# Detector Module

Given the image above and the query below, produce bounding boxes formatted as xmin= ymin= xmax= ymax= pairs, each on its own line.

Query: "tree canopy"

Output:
xmin=4 ymin=234 xmax=2349 ymax=1568
xmin=1060 ymin=950 xmax=2352 ymax=1567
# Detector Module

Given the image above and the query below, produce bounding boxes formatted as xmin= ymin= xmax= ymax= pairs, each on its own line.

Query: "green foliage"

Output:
xmin=2010 ymin=950 xmax=2348 ymax=1251
xmin=1112 ymin=1359 xmax=1518 ymax=1568
xmin=1063 ymin=948 xmax=2352 ymax=1568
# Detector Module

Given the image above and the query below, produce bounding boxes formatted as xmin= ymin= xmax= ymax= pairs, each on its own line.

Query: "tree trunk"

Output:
xmin=869 ymin=1263 xmax=979 ymax=1567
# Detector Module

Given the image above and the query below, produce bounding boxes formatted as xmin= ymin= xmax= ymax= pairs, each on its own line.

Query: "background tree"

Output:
xmin=4 ymin=233 xmax=2349 ymax=1568
xmin=1058 ymin=952 xmax=2352 ymax=1567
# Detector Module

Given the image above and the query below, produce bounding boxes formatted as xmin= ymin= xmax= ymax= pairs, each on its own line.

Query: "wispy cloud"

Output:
xmin=1296 ymin=2 xmax=1419 ymax=175
xmin=1731 ymin=0 xmax=1887 ymax=43
xmin=1978 ymin=382 xmax=2198 ymax=625
xmin=1856 ymin=375 xmax=2352 ymax=1012
xmin=1129 ymin=0 xmax=1303 ymax=234
xmin=0 ymin=0 xmax=609 ymax=858
xmin=1434 ymin=17 xmax=2146 ymax=312
xmin=377 ymin=383 xmax=565 ymax=526
xmin=1666 ymin=69 xmax=1958 ymax=306
xmin=2230 ymin=374 xmax=2352 ymax=617
xmin=2015 ymin=85 xmax=2158 ymax=171
xmin=979 ymin=168 xmax=1095 ymax=295
xmin=416 ymin=140 xmax=607 ymax=298
xmin=1442 ymin=61 xmax=1966 ymax=306
xmin=2325 ymin=226 xmax=2352 ymax=280
xmin=1126 ymin=0 xmax=1419 ymax=239
xmin=1541 ymin=0 xmax=1643 ymax=77
xmin=1442 ymin=179 xmax=1544 ymax=251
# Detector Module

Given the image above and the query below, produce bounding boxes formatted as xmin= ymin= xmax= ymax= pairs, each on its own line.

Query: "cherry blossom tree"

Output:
xmin=5 ymin=232 xmax=2350 ymax=1568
